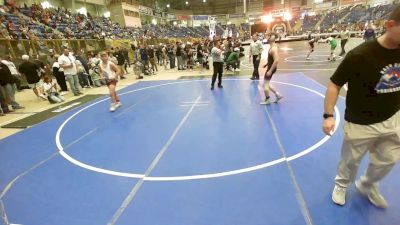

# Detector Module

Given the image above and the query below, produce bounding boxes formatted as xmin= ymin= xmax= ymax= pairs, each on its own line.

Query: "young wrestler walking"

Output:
xmin=99 ymin=51 xmax=122 ymax=112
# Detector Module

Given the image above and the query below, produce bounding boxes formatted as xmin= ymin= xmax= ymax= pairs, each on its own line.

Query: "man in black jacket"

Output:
xmin=18 ymin=55 xmax=45 ymax=99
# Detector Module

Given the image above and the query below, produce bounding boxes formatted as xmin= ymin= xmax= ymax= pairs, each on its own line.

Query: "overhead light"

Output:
xmin=104 ymin=11 xmax=111 ymax=18
xmin=185 ymin=1 xmax=189 ymax=5
xmin=152 ymin=18 xmax=157 ymax=25
xmin=203 ymin=0 xmax=206 ymax=2
xmin=227 ymin=21 xmax=232 ymax=25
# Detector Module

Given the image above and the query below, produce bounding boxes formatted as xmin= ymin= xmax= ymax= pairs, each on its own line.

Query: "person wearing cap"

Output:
xmin=226 ymin=47 xmax=240 ymax=72
xmin=58 ymin=47 xmax=82 ymax=96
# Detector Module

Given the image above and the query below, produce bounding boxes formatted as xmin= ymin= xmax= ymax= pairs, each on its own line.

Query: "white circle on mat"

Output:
xmin=55 ymin=79 xmax=341 ymax=181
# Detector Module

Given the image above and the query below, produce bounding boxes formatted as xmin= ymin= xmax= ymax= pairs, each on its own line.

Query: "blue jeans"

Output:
xmin=65 ymin=74 xmax=81 ymax=95
xmin=3 ymin=83 xmax=20 ymax=108
xmin=48 ymin=92 xmax=65 ymax=103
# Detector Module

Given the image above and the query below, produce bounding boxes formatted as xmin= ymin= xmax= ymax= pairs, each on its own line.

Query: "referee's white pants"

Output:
xmin=335 ymin=110 xmax=400 ymax=189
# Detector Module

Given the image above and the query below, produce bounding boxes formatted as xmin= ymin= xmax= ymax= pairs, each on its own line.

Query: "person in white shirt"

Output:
xmin=58 ymin=47 xmax=81 ymax=96
xmin=249 ymin=34 xmax=263 ymax=80
xmin=1 ymin=56 xmax=24 ymax=109
xmin=89 ymin=54 xmax=101 ymax=66
xmin=99 ymin=51 xmax=122 ymax=112
xmin=339 ymin=27 xmax=350 ymax=56
xmin=52 ymin=55 xmax=68 ymax=94
xmin=43 ymin=76 xmax=65 ymax=103
xmin=210 ymin=40 xmax=224 ymax=90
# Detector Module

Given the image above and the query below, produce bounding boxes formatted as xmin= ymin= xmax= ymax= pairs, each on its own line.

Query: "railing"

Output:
xmin=0 ymin=38 xmax=203 ymax=58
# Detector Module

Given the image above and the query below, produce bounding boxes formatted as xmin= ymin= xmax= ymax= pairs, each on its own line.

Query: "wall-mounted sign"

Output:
xmin=229 ymin=13 xmax=245 ymax=19
xmin=139 ymin=5 xmax=152 ymax=15
xmin=193 ymin=15 xmax=209 ymax=20
xmin=167 ymin=13 xmax=176 ymax=20
xmin=177 ymin=15 xmax=189 ymax=20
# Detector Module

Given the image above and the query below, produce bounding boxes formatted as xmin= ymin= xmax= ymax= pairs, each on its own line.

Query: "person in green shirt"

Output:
xmin=327 ymin=36 xmax=337 ymax=61
xmin=226 ymin=48 xmax=240 ymax=72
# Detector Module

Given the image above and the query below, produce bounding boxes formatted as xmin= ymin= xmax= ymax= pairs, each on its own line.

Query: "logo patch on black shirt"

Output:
xmin=375 ymin=63 xmax=400 ymax=93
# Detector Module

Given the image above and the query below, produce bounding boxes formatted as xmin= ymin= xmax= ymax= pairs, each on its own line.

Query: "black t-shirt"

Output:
xmin=19 ymin=61 xmax=41 ymax=84
xmin=140 ymin=48 xmax=148 ymax=61
xmin=0 ymin=62 xmax=15 ymax=85
xmin=330 ymin=39 xmax=400 ymax=125
xmin=115 ymin=52 xmax=125 ymax=65
xmin=156 ymin=47 xmax=162 ymax=56
xmin=176 ymin=46 xmax=182 ymax=56
xmin=197 ymin=45 xmax=203 ymax=58
xmin=34 ymin=59 xmax=45 ymax=69
xmin=167 ymin=47 xmax=174 ymax=55
xmin=148 ymin=48 xmax=155 ymax=59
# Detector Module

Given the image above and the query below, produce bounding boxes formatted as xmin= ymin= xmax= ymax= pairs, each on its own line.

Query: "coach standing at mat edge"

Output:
xmin=210 ymin=40 xmax=224 ymax=90
xmin=323 ymin=5 xmax=400 ymax=209
xmin=249 ymin=34 xmax=263 ymax=80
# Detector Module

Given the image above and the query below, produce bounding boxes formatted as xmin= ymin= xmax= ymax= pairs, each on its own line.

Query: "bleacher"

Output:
xmin=0 ymin=2 xmax=398 ymax=40
xmin=303 ymin=14 xmax=323 ymax=31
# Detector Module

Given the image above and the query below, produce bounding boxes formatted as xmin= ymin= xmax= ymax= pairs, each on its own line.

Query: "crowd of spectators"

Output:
xmin=1 ymin=2 xmax=248 ymax=40
xmin=0 ymin=33 xmax=249 ymax=116
xmin=301 ymin=3 xmax=396 ymax=34
xmin=1 ymin=1 xmax=398 ymax=42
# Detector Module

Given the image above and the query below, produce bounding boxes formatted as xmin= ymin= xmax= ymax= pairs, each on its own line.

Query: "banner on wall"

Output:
xmin=139 ymin=5 xmax=152 ymax=15
xmin=272 ymin=22 xmax=287 ymax=34
xmin=213 ymin=14 xmax=227 ymax=23
xmin=209 ymin=16 xmax=216 ymax=38
xmin=315 ymin=2 xmax=332 ymax=8
xmin=167 ymin=13 xmax=176 ymax=20
xmin=215 ymin=14 xmax=227 ymax=20
xmin=193 ymin=15 xmax=209 ymax=20
xmin=177 ymin=15 xmax=189 ymax=20
xmin=341 ymin=0 xmax=366 ymax=4
xmin=228 ymin=13 xmax=245 ymax=19
xmin=292 ymin=7 xmax=301 ymax=12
